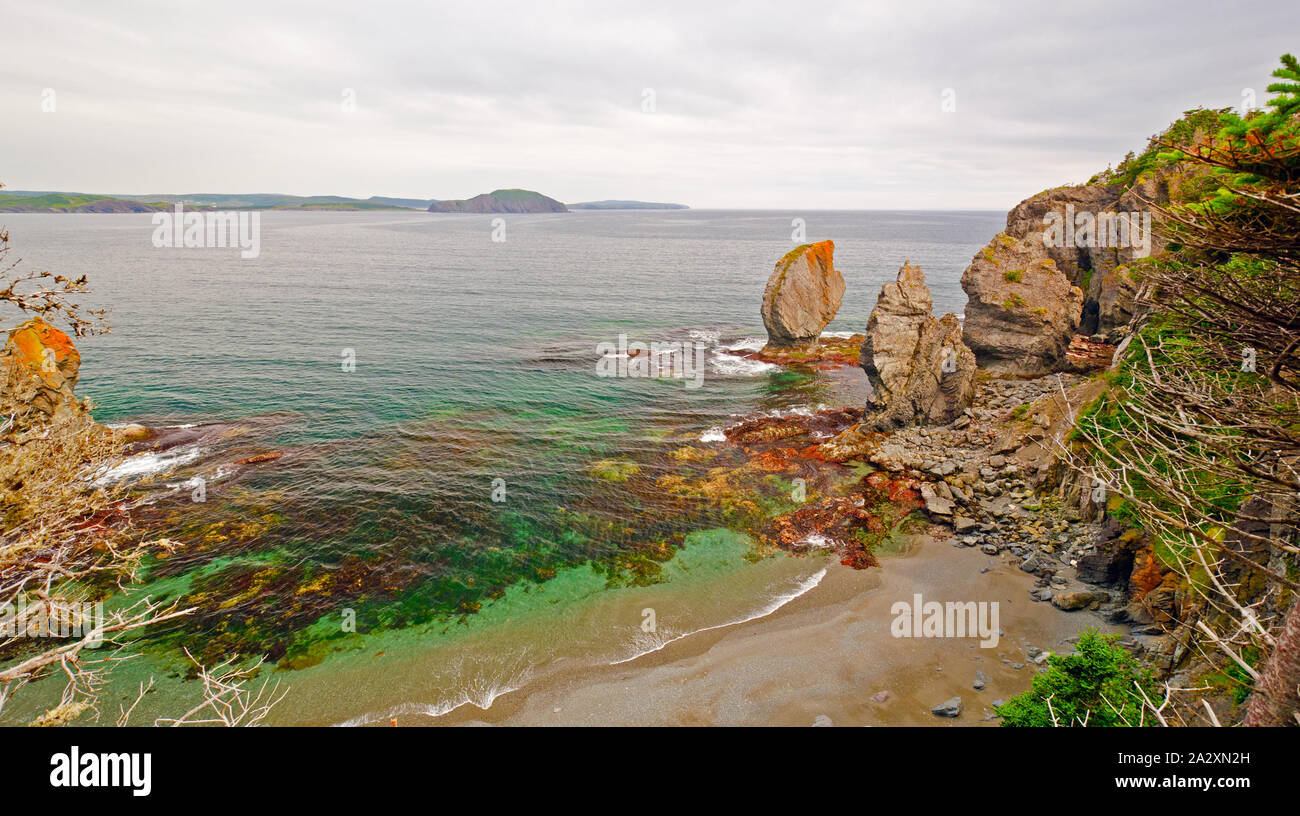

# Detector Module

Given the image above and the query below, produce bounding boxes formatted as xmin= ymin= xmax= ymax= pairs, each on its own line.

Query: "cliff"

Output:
xmin=960 ymin=110 xmax=1221 ymax=375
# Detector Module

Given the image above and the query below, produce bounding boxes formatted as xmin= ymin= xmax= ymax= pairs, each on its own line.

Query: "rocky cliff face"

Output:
xmin=960 ymin=238 xmax=1084 ymax=377
xmin=1 ymin=317 xmax=84 ymax=428
xmin=961 ymin=167 xmax=1189 ymax=375
xmin=859 ymin=262 xmax=976 ymax=429
xmin=760 ymin=240 xmax=845 ymax=349
xmin=428 ymin=189 xmax=567 ymax=213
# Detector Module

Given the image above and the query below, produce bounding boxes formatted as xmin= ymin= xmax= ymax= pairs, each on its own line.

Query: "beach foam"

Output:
xmin=608 ymin=566 xmax=827 ymax=665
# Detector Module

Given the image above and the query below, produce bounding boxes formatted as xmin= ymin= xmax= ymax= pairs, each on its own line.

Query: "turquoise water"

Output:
xmin=2 ymin=209 xmax=1001 ymax=722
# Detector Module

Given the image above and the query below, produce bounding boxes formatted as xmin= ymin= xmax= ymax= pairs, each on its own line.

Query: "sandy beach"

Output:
xmin=428 ymin=534 xmax=1122 ymax=726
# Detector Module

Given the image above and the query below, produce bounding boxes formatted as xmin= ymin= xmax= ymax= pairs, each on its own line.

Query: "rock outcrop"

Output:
xmin=858 ymin=262 xmax=976 ymax=430
xmin=760 ymin=240 xmax=845 ymax=349
xmin=960 ymin=166 xmax=1195 ymax=375
xmin=960 ymin=242 xmax=1084 ymax=377
xmin=428 ymin=188 xmax=567 ymax=213
xmin=1 ymin=317 xmax=84 ymax=427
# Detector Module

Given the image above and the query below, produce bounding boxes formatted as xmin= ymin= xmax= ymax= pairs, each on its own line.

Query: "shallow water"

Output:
xmin=1 ymin=209 xmax=1003 ymax=724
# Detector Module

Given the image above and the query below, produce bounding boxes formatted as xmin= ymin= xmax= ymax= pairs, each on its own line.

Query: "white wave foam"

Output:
xmin=798 ymin=534 xmax=835 ymax=549
xmin=820 ymin=330 xmax=859 ymax=338
xmin=332 ymin=654 xmax=533 ymax=726
xmin=725 ymin=337 xmax=766 ymax=352
xmin=699 ymin=427 xmax=727 ymax=443
xmin=609 ymin=567 xmax=828 ymax=666
xmin=93 ymin=446 xmax=202 ymax=485
xmin=729 ymin=403 xmax=827 ymax=423
xmin=710 ymin=352 xmax=776 ymax=376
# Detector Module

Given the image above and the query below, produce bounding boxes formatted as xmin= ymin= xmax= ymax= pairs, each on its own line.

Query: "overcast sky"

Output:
xmin=2 ymin=0 xmax=1296 ymax=209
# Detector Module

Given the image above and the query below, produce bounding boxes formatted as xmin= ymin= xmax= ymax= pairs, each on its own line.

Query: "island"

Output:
xmin=427 ymin=189 xmax=568 ymax=213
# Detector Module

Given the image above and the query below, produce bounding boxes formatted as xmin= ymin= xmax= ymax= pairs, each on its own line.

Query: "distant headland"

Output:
xmin=0 ymin=188 xmax=689 ymax=213
xmin=567 ymin=200 xmax=689 ymax=210
xmin=427 ymin=188 xmax=567 ymax=213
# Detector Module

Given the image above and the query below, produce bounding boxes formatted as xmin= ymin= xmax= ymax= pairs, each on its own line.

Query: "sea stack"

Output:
xmin=859 ymin=262 xmax=976 ymax=430
xmin=760 ymin=240 xmax=845 ymax=350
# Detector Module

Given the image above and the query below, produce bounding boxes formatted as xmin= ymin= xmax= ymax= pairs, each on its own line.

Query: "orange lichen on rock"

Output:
xmin=1129 ymin=544 xmax=1167 ymax=602
xmin=2 ymin=317 xmax=84 ymax=423
xmin=7 ymin=317 xmax=80 ymax=385
xmin=864 ymin=470 xmax=921 ymax=504
xmin=760 ymin=240 xmax=846 ymax=349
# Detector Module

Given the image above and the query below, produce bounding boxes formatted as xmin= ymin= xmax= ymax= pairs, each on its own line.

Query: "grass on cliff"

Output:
xmin=1070 ymin=314 xmax=1265 ymax=574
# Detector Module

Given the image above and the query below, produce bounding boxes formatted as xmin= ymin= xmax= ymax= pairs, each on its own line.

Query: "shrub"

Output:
xmin=996 ymin=630 xmax=1158 ymax=726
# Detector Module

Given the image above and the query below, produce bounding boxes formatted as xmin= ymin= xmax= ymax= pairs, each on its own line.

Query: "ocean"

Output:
xmin=1 ymin=208 xmax=1003 ymax=724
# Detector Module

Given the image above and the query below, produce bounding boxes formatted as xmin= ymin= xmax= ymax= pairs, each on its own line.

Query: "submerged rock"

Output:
xmin=858 ymin=262 xmax=976 ymax=430
xmin=760 ymin=240 xmax=845 ymax=349
xmin=236 ymin=451 xmax=284 ymax=465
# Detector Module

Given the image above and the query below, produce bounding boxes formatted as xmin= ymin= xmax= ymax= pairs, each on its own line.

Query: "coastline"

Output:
xmin=423 ymin=534 xmax=1122 ymax=727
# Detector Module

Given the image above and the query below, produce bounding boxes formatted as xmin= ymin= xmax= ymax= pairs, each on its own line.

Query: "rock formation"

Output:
xmin=960 ymin=242 xmax=1084 ymax=377
xmin=960 ymin=166 xmax=1193 ymax=375
xmin=858 ymin=262 xmax=976 ymax=430
xmin=760 ymin=240 xmax=845 ymax=349
xmin=428 ymin=188 xmax=567 ymax=213
xmin=1 ymin=316 xmax=84 ymax=427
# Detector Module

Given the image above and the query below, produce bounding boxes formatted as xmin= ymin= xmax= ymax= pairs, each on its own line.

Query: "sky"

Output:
xmin=2 ymin=0 xmax=1297 ymax=210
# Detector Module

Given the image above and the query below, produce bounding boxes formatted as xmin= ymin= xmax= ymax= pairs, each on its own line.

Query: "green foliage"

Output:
xmin=1203 ymin=646 xmax=1261 ymax=706
xmin=1003 ymin=268 xmax=1023 ymax=283
xmin=1094 ymin=108 xmax=1236 ymax=190
xmin=996 ymin=631 xmax=1158 ymax=726
xmin=487 ymin=188 xmax=550 ymax=201
xmin=1158 ymin=55 xmax=1300 ymax=219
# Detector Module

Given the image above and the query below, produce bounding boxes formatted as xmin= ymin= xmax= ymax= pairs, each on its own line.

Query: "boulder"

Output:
xmin=1 ymin=316 xmax=83 ymax=427
xmin=858 ymin=262 xmax=976 ymax=430
xmin=931 ymin=696 xmax=963 ymax=718
xmin=920 ymin=482 xmax=955 ymax=516
xmin=760 ymin=240 xmax=845 ymax=348
xmin=1051 ymin=589 xmax=1107 ymax=611
xmin=118 ymin=423 xmax=152 ymax=443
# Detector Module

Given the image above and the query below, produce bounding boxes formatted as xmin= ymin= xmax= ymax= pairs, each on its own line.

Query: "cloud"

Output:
xmin=1 ymin=0 xmax=1296 ymax=208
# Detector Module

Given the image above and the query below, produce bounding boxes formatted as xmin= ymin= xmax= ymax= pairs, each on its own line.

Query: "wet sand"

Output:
xmin=431 ymin=535 xmax=1122 ymax=726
